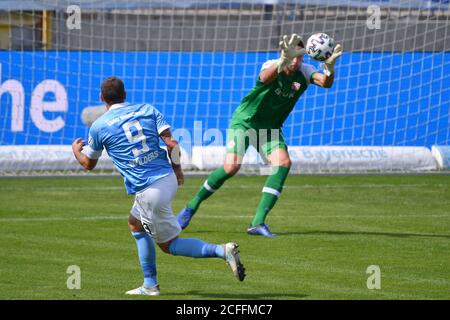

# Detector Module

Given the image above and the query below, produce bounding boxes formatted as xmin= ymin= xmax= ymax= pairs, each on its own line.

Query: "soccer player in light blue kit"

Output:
xmin=72 ymin=77 xmax=245 ymax=296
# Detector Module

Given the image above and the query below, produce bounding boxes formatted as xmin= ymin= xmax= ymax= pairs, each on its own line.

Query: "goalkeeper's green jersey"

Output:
xmin=230 ymin=60 xmax=317 ymax=129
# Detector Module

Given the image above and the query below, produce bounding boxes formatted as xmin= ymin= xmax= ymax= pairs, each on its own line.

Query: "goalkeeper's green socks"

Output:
xmin=252 ymin=166 xmax=290 ymax=226
xmin=187 ymin=167 xmax=233 ymax=212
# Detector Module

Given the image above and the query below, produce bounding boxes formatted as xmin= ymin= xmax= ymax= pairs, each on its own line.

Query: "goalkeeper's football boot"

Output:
xmin=125 ymin=285 xmax=160 ymax=296
xmin=224 ymin=242 xmax=246 ymax=282
xmin=176 ymin=207 xmax=195 ymax=229
xmin=247 ymin=224 xmax=277 ymax=238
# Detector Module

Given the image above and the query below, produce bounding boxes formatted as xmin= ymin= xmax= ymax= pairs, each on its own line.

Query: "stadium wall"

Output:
xmin=48 ymin=13 xmax=450 ymax=52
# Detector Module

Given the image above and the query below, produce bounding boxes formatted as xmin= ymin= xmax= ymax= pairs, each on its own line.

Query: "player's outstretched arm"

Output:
xmin=160 ymin=128 xmax=184 ymax=186
xmin=72 ymin=138 xmax=98 ymax=170
xmin=312 ymin=44 xmax=343 ymax=88
xmin=311 ymin=72 xmax=334 ymax=88
xmin=259 ymin=60 xmax=279 ymax=84
xmin=322 ymin=44 xmax=343 ymax=76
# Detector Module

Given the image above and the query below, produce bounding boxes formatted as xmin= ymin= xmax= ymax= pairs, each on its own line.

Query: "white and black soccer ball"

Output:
xmin=306 ymin=33 xmax=335 ymax=62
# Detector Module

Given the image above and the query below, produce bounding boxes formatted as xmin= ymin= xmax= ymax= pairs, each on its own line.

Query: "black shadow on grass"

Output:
xmin=167 ymin=291 xmax=309 ymax=299
xmin=277 ymin=230 xmax=450 ymax=239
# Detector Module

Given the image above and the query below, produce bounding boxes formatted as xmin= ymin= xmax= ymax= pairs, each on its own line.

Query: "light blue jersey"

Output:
xmin=84 ymin=102 xmax=173 ymax=194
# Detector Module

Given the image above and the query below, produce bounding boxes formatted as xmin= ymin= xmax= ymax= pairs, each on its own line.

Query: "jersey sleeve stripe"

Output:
xmin=157 ymin=124 xmax=171 ymax=135
xmin=82 ymin=145 xmax=102 ymax=159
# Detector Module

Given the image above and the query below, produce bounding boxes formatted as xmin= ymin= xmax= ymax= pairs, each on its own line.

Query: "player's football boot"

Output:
xmin=125 ymin=285 xmax=160 ymax=296
xmin=176 ymin=207 xmax=195 ymax=229
xmin=247 ymin=224 xmax=277 ymax=238
xmin=224 ymin=242 xmax=246 ymax=282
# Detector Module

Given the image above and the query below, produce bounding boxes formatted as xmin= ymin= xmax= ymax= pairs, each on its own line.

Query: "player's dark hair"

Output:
xmin=101 ymin=76 xmax=125 ymax=105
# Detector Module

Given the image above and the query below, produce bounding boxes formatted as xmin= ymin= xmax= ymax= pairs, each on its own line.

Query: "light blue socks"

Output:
xmin=131 ymin=231 xmax=158 ymax=288
xmin=169 ymin=238 xmax=225 ymax=259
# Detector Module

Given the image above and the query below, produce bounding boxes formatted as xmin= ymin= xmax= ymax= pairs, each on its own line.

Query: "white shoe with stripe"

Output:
xmin=125 ymin=285 xmax=160 ymax=296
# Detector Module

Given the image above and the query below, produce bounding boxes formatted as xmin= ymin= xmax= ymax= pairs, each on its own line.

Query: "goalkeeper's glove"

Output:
xmin=277 ymin=33 xmax=306 ymax=73
xmin=321 ymin=44 xmax=343 ymax=76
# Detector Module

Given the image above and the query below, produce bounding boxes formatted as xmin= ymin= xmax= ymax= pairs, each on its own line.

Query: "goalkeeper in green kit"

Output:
xmin=178 ymin=33 xmax=343 ymax=237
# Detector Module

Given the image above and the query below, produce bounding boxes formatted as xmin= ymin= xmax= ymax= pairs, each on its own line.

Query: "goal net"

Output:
xmin=0 ymin=0 xmax=449 ymax=175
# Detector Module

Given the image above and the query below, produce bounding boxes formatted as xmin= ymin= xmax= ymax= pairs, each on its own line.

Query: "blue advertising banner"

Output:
xmin=0 ymin=51 xmax=449 ymax=148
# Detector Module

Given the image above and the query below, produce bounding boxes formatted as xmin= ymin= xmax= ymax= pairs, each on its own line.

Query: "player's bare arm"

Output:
xmin=311 ymin=72 xmax=334 ymax=88
xmin=160 ymin=128 xmax=184 ymax=185
xmin=72 ymin=137 xmax=98 ymax=170
xmin=259 ymin=61 xmax=279 ymax=84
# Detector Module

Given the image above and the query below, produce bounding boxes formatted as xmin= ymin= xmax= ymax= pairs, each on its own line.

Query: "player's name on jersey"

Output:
xmin=128 ymin=150 xmax=160 ymax=168
xmin=106 ymin=110 xmax=145 ymax=126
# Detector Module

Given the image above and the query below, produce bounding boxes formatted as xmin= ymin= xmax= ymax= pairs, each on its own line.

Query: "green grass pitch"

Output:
xmin=0 ymin=174 xmax=449 ymax=300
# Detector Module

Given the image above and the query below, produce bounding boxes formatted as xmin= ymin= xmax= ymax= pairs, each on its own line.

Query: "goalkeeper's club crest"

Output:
xmin=292 ymin=82 xmax=301 ymax=91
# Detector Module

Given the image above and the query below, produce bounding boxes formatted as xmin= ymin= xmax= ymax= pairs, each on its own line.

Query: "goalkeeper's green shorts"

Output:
xmin=225 ymin=122 xmax=288 ymax=158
